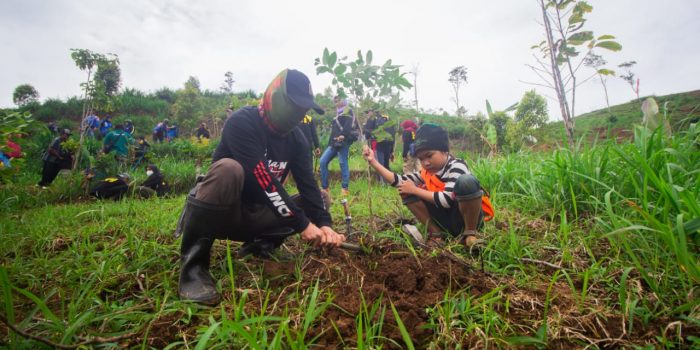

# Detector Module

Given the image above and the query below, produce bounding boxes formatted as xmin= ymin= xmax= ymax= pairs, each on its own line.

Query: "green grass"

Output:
xmin=534 ymin=90 xmax=700 ymax=144
xmin=1 ymin=121 xmax=699 ymax=348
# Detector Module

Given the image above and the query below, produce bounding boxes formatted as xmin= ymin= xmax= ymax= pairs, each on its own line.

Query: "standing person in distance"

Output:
xmin=401 ymin=117 xmax=421 ymax=173
xmin=37 ymin=129 xmax=73 ymax=188
xmin=152 ymin=119 xmax=169 ymax=143
xmin=318 ymin=96 xmax=355 ymax=200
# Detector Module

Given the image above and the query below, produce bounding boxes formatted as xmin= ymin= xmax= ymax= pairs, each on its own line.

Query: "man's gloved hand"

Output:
xmin=301 ymin=223 xmax=345 ymax=248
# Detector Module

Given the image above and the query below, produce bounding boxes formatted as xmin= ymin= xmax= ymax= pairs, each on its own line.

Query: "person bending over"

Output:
xmin=175 ymin=69 xmax=345 ymax=305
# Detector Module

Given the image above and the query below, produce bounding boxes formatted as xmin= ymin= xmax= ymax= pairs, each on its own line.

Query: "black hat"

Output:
xmin=285 ymin=69 xmax=324 ymax=115
xmin=413 ymin=124 xmax=449 ymax=153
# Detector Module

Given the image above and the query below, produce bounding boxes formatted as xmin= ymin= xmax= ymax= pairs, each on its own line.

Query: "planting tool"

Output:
xmin=401 ymin=224 xmax=474 ymax=270
xmin=245 ymin=227 xmax=367 ymax=255
xmin=341 ymin=199 xmax=353 ymax=238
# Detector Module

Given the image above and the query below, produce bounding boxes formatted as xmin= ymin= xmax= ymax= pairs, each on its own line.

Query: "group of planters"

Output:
xmin=10 ymin=68 xmax=493 ymax=307
xmin=33 ymin=112 xmax=211 ymax=200
xmin=176 ymin=69 xmax=493 ymax=305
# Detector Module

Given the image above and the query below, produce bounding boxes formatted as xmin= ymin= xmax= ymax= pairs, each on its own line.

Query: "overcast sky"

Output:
xmin=1 ymin=0 xmax=698 ymax=120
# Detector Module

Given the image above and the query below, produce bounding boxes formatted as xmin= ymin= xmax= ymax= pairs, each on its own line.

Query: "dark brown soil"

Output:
xmin=219 ymin=236 xmax=696 ymax=349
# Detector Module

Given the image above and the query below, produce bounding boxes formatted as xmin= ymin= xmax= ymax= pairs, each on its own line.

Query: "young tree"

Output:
xmin=583 ymin=53 xmax=615 ymax=115
xmin=617 ymin=60 xmax=639 ymax=100
xmin=515 ymin=90 xmax=549 ymax=129
xmin=448 ymin=66 xmax=468 ymax=117
xmin=530 ymin=0 xmax=621 ymax=150
xmin=70 ymin=48 xmax=121 ymax=169
xmin=408 ymin=63 xmax=420 ymax=111
xmin=314 ymin=48 xmax=412 ymax=231
xmin=220 ymin=71 xmax=235 ymax=93
xmin=486 ymin=100 xmax=518 ymax=152
xmin=92 ymin=56 xmax=121 ymax=113
xmin=12 ymin=84 xmax=39 ymax=106
xmin=172 ymin=76 xmax=202 ymax=130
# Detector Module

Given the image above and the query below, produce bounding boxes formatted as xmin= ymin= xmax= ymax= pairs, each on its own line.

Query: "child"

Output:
xmin=362 ymin=124 xmax=483 ymax=247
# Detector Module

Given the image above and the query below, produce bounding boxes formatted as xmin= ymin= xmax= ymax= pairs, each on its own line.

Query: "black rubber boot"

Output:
xmin=178 ymin=196 xmax=233 ymax=305
xmin=237 ymin=227 xmax=295 ymax=259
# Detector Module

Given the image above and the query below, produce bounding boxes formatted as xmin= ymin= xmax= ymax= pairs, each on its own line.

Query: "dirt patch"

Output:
xmin=219 ymin=236 xmax=680 ymax=349
xmin=285 ymin=245 xmax=495 ymax=348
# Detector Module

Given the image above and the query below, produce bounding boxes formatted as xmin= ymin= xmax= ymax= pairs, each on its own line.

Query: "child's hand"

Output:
xmin=398 ymin=179 xmax=418 ymax=195
xmin=362 ymin=145 xmax=374 ymax=162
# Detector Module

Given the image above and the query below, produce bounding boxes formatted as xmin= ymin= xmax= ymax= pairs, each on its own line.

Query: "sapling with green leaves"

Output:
xmin=530 ymin=0 xmax=622 ymax=150
xmin=583 ymin=53 xmax=615 ymax=116
xmin=314 ymin=48 xmax=412 ymax=231
xmin=70 ymin=49 xmax=121 ymax=170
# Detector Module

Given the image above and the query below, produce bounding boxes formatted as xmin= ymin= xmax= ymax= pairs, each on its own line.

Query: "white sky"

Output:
xmin=1 ymin=0 xmax=698 ymax=120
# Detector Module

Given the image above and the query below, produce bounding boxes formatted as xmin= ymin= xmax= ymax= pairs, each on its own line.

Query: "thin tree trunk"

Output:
xmin=540 ymin=0 xmax=574 ymax=149
xmin=413 ymin=74 xmax=419 ymax=111
xmin=350 ymin=99 xmax=377 ymax=234
xmin=453 ymin=87 xmax=460 ymax=117
xmin=601 ymin=76 xmax=611 ymax=114
xmin=74 ymin=70 xmax=93 ymax=170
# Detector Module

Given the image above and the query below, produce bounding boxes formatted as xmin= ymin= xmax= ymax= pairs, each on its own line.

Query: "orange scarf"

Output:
xmin=420 ymin=169 xmax=445 ymax=192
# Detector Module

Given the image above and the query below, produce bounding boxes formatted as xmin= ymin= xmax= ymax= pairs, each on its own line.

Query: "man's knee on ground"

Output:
xmin=210 ymin=158 xmax=243 ymax=178
xmin=455 ymin=174 xmax=483 ymax=201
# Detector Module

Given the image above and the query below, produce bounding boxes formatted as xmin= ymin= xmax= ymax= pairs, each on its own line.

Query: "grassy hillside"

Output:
xmin=1 ymin=118 xmax=698 ymax=348
xmin=534 ymin=90 xmax=700 ymax=145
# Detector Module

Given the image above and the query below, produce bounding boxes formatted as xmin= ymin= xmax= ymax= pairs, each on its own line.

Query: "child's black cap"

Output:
xmin=414 ymin=123 xmax=449 ymax=153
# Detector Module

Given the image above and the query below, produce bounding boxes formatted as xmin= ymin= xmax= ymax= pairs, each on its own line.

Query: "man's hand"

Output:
xmin=362 ymin=145 xmax=374 ymax=162
xmin=301 ymin=223 xmax=346 ymax=248
xmin=398 ymin=179 xmax=418 ymax=196
xmin=337 ymin=135 xmax=345 ymax=141
xmin=314 ymin=148 xmax=321 ymax=156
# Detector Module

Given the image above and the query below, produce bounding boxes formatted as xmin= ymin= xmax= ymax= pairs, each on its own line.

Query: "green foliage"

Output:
xmin=641 ymin=97 xmax=671 ymax=136
xmin=314 ymin=48 xmax=412 ymax=112
xmin=12 ymin=84 xmax=39 ymax=107
xmin=515 ymin=90 xmax=549 ymax=129
xmin=532 ymin=0 xmax=622 ymax=148
xmin=91 ymin=56 xmax=121 ymax=113
xmin=70 ymin=49 xmax=121 ymax=113
xmin=171 ymin=76 xmax=203 ymax=130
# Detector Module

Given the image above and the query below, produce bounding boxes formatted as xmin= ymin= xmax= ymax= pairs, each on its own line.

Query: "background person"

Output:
xmin=300 ymin=114 xmax=321 ymax=157
xmin=124 ymin=119 xmax=135 ymax=134
xmin=363 ymin=109 xmax=396 ymax=174
xmin=102 ymin=124 xmax=134 ymax=163
xmin=82 ymin=111 xmax=100 ymax=139
xmin=99 ymin=115 xmax=113 ymax=138
xmin=319 ymin=96 xmax=355 ymax=199
xmin=401 ymin=118 xmax=421 ymax=173
xmin=38 ymin=129 xmax=73 ymax=188
xmin=137 ymin=164 xmax=169 ymax=198
xmin=152 ymin=119 xmax=169 ymax=143
xmin=90 ymin=173 xmax=130 ymax=200
xmin=195 ymin=122 xmax=210 ymax=140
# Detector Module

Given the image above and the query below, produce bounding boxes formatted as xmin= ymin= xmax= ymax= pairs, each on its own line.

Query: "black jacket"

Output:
xmin=212 ymin=107 xmax=332 ymax=232
xmin=299 ymin=116 xmax=320 ymax=149
xmin=328 ymin=113 xmax=355 ymax=147
xmin=142 ymin=171 xmax=169 ymax=197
